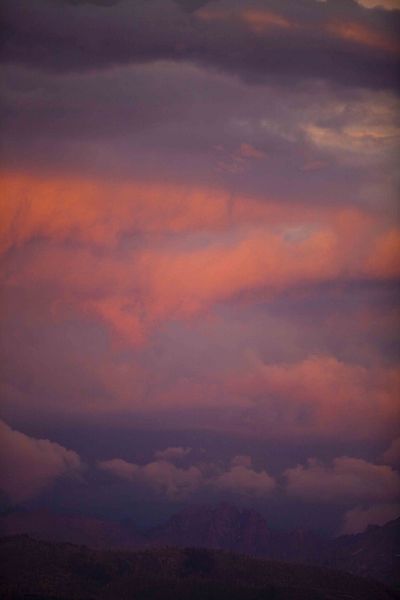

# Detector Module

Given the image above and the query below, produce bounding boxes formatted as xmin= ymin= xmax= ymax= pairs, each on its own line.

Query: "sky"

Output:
xmin=0 ymin=0 xmax=399 ymax=536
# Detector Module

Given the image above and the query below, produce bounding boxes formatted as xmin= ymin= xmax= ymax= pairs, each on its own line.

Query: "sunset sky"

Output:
xmin=0 ymin=0 xmax=399 ymax=535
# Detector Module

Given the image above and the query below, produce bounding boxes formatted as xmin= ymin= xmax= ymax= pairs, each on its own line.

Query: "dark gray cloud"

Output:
xmin=1 ymin=61 xmax=397 ymax=210
xmin=174 ymin=0 xmax=215 ymax=12
xmin=0 ymin=0 xmax=399 ymax=90
xmin=62 ymin=0 xmax=123 ymax=5
xmin=62 ymin=0 xmax=212 ymax=8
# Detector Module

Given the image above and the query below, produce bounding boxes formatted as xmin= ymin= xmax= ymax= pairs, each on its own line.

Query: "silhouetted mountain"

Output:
xmin=1 ymin=536 xmax=398 ymax=600
xmin=148 ymin=503 xmax=327 ymax=564
xmin=1 ymin=504 xmax=399 ymax=586
xmin=149 ymin=505 xmax=400 ymax=585
xmin=149 ymin=503 xmax=272 ymax=553
xmin=0 ymin=509 xmax=142 ymax=549
xmin=328 ymin=517 xmax=400 ymax=585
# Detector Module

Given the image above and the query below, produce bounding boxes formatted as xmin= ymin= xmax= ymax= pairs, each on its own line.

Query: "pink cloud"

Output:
xmin=355 ymin=0 xmax=400 ymax=9
xmin=3 ymin=173 xmax=398 ymax=351
xmin=0 ymin=420 xmax=82 ymax=503
xmin=0 ymin=171 xmax=291 ymax=256
xmin=228 ymin=354 xmax=400 ymax=439
xmin=285 ymin=457 xmax=400 ymax=503
xmin=340 ymin=503 xmax=400 ymax=535
xmin=241 ymin=8 xmax=294 ymax=32
xmin=365 ymin=229 xmax=400 ymax=279
xmin=98 ymin=458 xmax=203 ymax=500
xmin=238 ymin=143 xmax=268 ymax=160
xmin=1 ymin=171 xmax=398 ymax=444
xmin=211 ymin=457 xmax=276 ymax=497
xmin=326 ymin=20 xmax=400 ymax=54
xmin=97 ymin=454 xmax=276 ymax=500
xmin=196 ymin=6 xmax=294 ymax=32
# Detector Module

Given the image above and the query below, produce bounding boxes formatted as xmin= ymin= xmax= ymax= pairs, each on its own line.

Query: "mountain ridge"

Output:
xmin=1 ymin=503 xmax=399 ymax=585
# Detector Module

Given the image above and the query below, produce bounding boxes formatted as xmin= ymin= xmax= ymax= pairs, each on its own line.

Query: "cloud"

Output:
xmin=7 ymin=171 xmax=400 ymax=348
xmin=154 ymin=447 xmax=192 ymax=462
xmin=0 ymin=0 xmax=398 ymax=90
xmin=238 ymin=143 xmax=267 ymax=160
xmin=1 ymin=176 xmax=398 ymax=437
xmin=0 ymin=0 xmax=398 ymax=533
xmin=98 ymin=454 xmax=276 ymax=499
xmin=355 ymin=0 xmax=400 ymax=10
xmin=231 ymin=454 xmax=253 ymax=467
xmin=302 ymin=121 xmax=399 ymax=166
xmin=98 ymin=458 xmax=203 ymax=499
xmin=284 ymin=457 xmax=400 ymax=504
xmin=211 ymin=456 xmax=276 ymax=497
xmin=382 ymin=438 xmax=400 ymax=467
xmin=4 ymin=171 xmax=353 ymax=259
xmin=228 ymin=354 xmax=400 ymax=439
xmin=365 ymin=229 xmax=400 ymax=279
xmin=0 ymin=172 xmax=239 ymax=256
xmin=0 ymin=420 xmax=82 ymax=503
xmin=1 ymin=61 xmax=397 ymax=197
xmin=326 ymin=20 xmax=400 ymax=54
xmin=340 ymin=503 xmax=400 ymax=535
xmin=197 ymin=6 xmax=294 ymax=31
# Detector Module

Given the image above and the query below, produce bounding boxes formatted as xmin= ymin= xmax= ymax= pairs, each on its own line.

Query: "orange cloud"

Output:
xmin=195 ymin=6 xmax=294 ymax=32
xmin=0 ymin=172 xmax=237 ymax=254
xmin=326 ymin=21 xmax=400 ymax=54
xmin=1 ymin=229 xmax=391 ymax=346
xmin=355 ymin=0 xmax=400 ymax=9
xmin=365 ymin=229 xmax=400 ymax=279
xmin=240 ymin=9 xmax=293 ymax=33
xmin=1 ymin=171 xmax=397 ymax=347
xmin=0 ymin=171 xmax=330 ymax=258
xmin=0 ymin=171 xmax=378 ymax=257
xmin=238 ymin=143 xmax=268 ymax=160
xmin=137 ymin=229 xmax=342 ymax=320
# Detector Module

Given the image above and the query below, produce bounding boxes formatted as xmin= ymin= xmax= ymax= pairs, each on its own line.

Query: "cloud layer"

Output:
xmin=1 ymin=0 xmax=399 ymax=89
xmin=98 ymin=452 xmax=276 ymax=500
xmin=285 ymin=456 xmax=400 ymax=503
xmin=0 ymin=420 xmax=82 ymax=503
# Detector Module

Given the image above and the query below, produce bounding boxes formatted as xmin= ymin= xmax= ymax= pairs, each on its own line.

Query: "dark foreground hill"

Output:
xmin=1 ymin=504 xmax=399 ymax=586
xmin=1 ymin=535 xmax=399 ymax=600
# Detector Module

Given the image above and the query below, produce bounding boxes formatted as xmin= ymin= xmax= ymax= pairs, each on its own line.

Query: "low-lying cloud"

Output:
xmin=98 ymin=453 xmax=277 ymax=500
xmin=0 ymin=420 xmax=82 ymax=503
xmin=285 ymin=456 xmax=400 ymax=504
xmin=340 ymin=502 xmax=400 ymax=534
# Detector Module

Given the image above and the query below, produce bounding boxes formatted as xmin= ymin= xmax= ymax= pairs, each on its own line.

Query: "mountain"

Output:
xmin=1 ymin=504 xmax=399 ymax=586
xmin=329 ymin=517 xmax=400 ymax=585
xmin=148 ymin=503 xmax=327 ymax=564
xmin=0 ymin=509 xmax=142 ymax=549
xmin=1 ymin=535 xmax=398 ymax=600
xmin=149 ymin=503 xmax=273 ymax=553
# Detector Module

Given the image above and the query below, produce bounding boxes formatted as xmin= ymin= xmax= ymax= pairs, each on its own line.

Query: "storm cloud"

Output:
xmin=1 ymin=0 xmax=399 ymax=89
